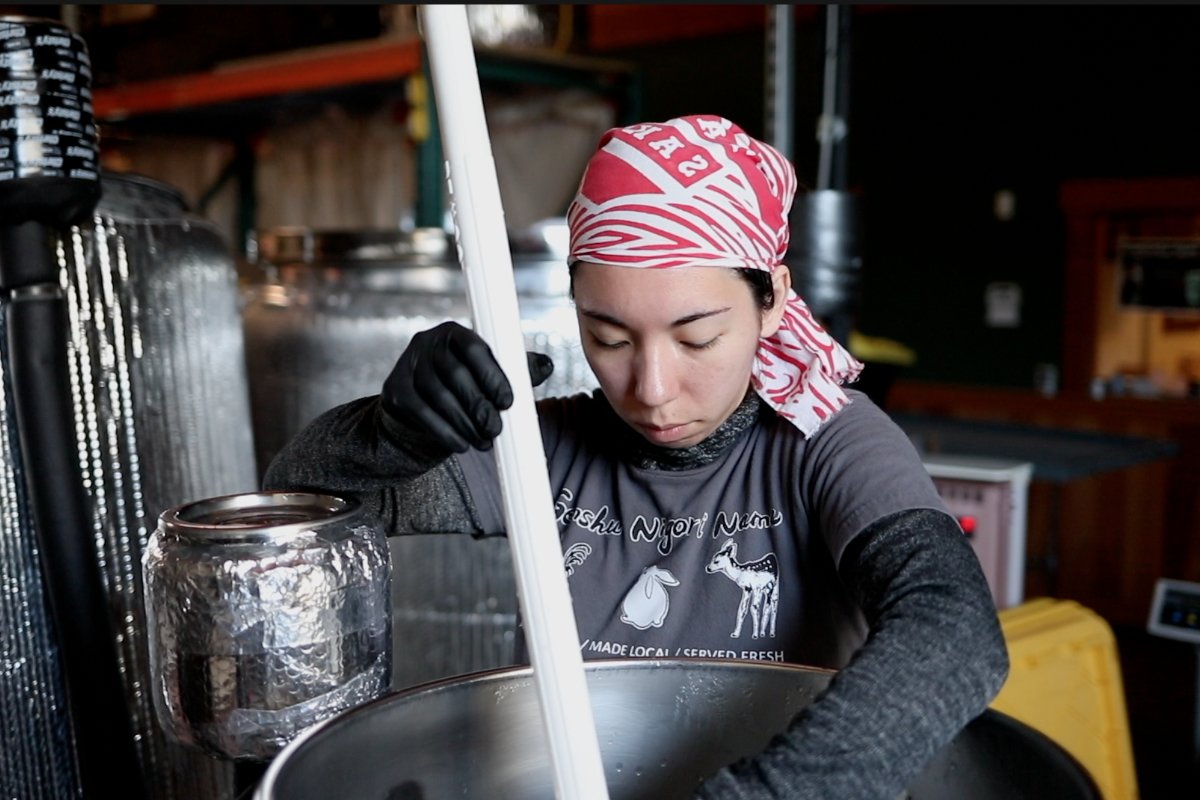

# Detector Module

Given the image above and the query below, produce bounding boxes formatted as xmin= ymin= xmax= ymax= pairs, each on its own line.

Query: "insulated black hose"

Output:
xmin=0 ymin=225 xmax=147 ymax=798
xmin=0 ymin=15 xmax=147 ymax=798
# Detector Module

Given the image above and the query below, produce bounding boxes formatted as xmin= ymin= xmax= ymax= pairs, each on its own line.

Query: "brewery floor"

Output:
xmin=1114 ymin=624 xmax=1200 ymax=799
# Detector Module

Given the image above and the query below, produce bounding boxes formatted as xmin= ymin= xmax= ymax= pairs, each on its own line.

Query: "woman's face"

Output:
xmin=573 ymin=262 xmax=789 ymax=448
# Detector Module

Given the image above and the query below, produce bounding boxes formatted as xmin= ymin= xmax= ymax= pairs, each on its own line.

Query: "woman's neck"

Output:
xmin=618 ymin=389 xmax=765 ymax=471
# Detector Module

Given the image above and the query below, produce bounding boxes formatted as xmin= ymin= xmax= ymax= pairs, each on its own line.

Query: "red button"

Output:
xmin=958 ymin=516 xmax=977 ymax=536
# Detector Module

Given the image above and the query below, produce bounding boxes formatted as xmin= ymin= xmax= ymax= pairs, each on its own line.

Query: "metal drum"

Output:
xmin=3 ymin=169 xmax=258 ymax=799
xmin=242 ymin=222 xmax=597 ymax=691
xmin=143 ymin=491 xmax=393 ymax=762
xmin=242 ymin=221 xmax=594 ymax=479
xmin=255 ymin=659 xmax=1101 ymax=800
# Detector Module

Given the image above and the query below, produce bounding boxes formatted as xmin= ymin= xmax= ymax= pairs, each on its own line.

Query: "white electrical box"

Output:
xmin=1147 ymin=577 xmax=1200 ymax=645
xmin=922 ymin=454 xmax=1033 ymax=609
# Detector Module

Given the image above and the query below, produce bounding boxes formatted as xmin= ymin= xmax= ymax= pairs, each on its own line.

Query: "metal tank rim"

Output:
xmin=253 ymin=658 xmax=839 ymax=798
xmin=250 ymin=227 xmax=453 ymax=266
xmin=157 ymin=490 xmax=363 ymax=545
xmin=248 ymin=221 xmax=573 ymax=298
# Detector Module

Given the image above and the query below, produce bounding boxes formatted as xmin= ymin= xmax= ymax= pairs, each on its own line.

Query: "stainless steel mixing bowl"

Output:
xmin=255 ymin=658 xmax=1100 ymax=799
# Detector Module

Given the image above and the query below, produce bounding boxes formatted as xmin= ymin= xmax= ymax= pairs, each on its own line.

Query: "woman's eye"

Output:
xmin=683 ymin=337 xmax=720 ymax=351
xmin=591 ymin=336 xmax=628 ymax=350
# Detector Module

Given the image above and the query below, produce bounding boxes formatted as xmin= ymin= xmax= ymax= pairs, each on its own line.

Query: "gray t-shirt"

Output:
xmin=456 ymin=389 xmax=948 ymax=670
xmin=263 ymin=385 xmax=1008 ymax=799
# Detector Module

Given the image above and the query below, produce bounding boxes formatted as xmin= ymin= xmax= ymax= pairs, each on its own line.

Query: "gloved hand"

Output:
xmin=381 ymin=321 xmax=554 ymax=455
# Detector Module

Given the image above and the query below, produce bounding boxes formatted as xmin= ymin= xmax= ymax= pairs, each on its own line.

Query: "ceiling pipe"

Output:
xmin=816 ymin=4 xmax=852 ymax=192
xmin=765 ymin=5 xmax=795 ymax=161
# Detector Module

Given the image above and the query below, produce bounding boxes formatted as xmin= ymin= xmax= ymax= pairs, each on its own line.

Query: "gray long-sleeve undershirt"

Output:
xmin=264 ymin=395 xmax=1009 ymax=800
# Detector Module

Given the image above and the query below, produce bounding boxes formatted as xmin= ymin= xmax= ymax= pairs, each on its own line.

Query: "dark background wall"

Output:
xmin=15 ymin=3 xmax=1199 ymax=389
xmin=599 ymin=4 xmax=1200 ymax=389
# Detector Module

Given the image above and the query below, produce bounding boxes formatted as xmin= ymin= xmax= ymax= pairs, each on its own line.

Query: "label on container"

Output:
xmin=20 ymin=153 xmax=64 ymax=169
xmin=38 ymin=82 xmax=88 ymax=101
xmin=0 ymin=107 xmax=92 ymax=132
xmin=0 ymin=50 xmax=35 ymax=70
xmin=21 ymin=140 xmax=97 ymax=157
xmin=2 ymin=44 xmax=76 ymax=64
xmin=1 ymin=112 xmax=92 ymax=139
xmin=0 ymin=116 xmax=41 ymax=134
xmin=42 ymin=103 xmax=79 ymax=121
xmin=0 ymin=88 xmax=87 ymax=109
xmin=39 ymin=66 xmax=77 ymax=83
xmin=0 ymin=20 xmax=91 ymax=168
xmin=0 ymin=90 xmax=35 ymax=107
xmin=0 ymin=44 xmax=88 ymax=70
xmin=0 ymin=78 xmax=36 ymax=92
xmin=16 ymin=150 xmax=96 ymax=179
xmin=0 ymin=23 xmax=88 ymax=67
xmin=14 ymin=134 xmax=97 ymax=162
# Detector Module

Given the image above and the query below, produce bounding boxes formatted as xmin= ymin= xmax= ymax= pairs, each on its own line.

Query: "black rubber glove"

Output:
xmin=380 ymin=321 xmax=554 ymax=455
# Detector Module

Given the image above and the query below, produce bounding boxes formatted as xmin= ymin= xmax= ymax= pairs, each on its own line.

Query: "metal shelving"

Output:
xmin=91 ymin=35 xmax=641 ymax=236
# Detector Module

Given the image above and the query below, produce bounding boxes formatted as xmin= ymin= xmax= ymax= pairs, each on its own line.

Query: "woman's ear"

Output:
xmin=760 ymin=265 xmax=792 ymax=338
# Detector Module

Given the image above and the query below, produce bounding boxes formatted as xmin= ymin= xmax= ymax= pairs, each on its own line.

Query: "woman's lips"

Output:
xmin=638 ymin=421 xmax=691 ymax=445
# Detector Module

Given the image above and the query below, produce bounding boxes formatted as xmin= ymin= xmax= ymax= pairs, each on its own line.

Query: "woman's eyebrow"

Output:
xmin=578 ymin=307 xmax=732 ymax=329
xmin=578 ymin=309 xmax=628 ymax=328
xmin=671 ymin=308 xmax=731 ymax=327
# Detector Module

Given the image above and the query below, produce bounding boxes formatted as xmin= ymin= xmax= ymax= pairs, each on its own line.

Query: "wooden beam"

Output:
xmin=92 ymin=37 xmax=423 ymax=120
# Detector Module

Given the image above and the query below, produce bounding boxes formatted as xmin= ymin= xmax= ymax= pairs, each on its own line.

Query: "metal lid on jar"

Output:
xmin=249 ymin=220 xmax=572 ymax=296
xmin=158 ymin=491 xmax=362 ymax=544
xmin=251 ymin=227 xmax=453 ymax=266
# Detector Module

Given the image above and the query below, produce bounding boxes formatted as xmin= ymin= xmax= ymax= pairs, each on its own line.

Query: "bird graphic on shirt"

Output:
xmin=563 ymin=542 xmax=592 ymax=576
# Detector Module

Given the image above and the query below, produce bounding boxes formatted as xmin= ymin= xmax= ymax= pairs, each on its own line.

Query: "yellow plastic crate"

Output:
xmin=991 ymin=598 xmax=1138 ymax=800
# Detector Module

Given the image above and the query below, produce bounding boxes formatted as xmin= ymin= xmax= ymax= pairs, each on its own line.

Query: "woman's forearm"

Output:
xmin=693 ymin=509 xmax=1009 ymax=799
xmin=262 ymin=396 xmax=483 ymax=536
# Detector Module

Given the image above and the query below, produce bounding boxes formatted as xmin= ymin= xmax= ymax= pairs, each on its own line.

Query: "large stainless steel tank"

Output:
xmin=255 ymin=659 xmax=1102 ymax=800
xmin=242 ymin=222 xmax=597 ymax=690
xmin=1 ymin=171 xmax=256 ymax=798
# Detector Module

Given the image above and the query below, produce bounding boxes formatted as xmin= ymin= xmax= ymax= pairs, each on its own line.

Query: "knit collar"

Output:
xmin=603 ymin=388 xmax=764 ymax=471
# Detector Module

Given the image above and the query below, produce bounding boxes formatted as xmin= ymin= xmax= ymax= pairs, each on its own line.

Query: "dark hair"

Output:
xmin=568 ymin=263 xmax=776 ymax=312
xmin=736 ymin=268 xmax=775 ymax=311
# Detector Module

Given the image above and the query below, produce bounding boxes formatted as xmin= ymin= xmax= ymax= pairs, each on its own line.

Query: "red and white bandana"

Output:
xmin=567 ymin=114 xmax=863 ymax=438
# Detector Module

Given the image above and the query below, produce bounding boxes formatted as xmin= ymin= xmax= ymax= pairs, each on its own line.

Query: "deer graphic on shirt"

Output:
xmin=705 ymin=540 xmax=779 ymax=639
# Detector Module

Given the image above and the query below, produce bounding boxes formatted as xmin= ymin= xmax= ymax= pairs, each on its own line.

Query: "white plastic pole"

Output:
xmin=417 ymin=7 xmax=609 ymax=800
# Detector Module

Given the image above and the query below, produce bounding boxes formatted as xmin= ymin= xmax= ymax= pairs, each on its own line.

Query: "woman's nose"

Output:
xmin=633 ymin=344 xmax=679 ymax=407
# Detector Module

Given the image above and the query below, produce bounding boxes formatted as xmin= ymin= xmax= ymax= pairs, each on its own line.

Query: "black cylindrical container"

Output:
xmin=3 ymin=168 xmax=265 ymax=798
xmin=0 ymin=15 xmax=145 ymax=799
xmin=786 ymin=189 xmax=863 ymax=346
xmin=0 ymin=15 xmax=100 ymax=227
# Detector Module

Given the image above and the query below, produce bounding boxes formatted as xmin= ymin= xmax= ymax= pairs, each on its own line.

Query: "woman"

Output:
xmin=265 ymin=114 xmax=1008 ymax=799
